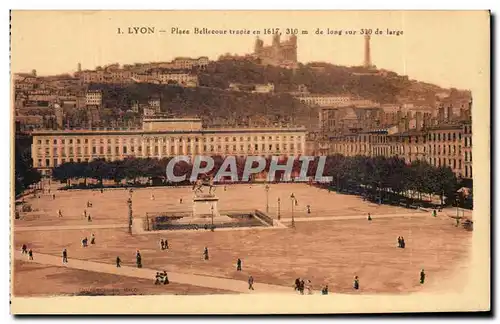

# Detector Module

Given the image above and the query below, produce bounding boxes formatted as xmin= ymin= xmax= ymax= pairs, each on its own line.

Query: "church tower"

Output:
xmin=363 ymin=35 xmax=372 ymax=68
xmin=254 ymin=36 xmax=263 ymax=54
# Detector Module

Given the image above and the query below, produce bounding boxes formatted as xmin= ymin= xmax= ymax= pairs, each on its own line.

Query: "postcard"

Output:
xmin=10 ymin=10 xmax=490 ymax=314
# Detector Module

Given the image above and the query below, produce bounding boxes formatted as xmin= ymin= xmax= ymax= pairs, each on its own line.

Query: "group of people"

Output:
xmin=159 ymin=239 xmax=169 ymax=250
xmin=294 ymin=278 xmax=313 ymax=295
xmin=21 ymin=244 xmax=33 ymax=260
xmin=397 ymin=236 xmax=406 ymax=249
xmin=154 ymin=271 xmax=170 ymax=285
xmin=81 ymin=234 xmax=96 ymax=247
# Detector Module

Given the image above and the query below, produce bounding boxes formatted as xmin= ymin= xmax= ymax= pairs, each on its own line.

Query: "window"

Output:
xmin=69 ymin=139 xmax=73 ymax=144
xmin=45 ymin=159 xmax=50 ymax=166
xmin=254 ymin=144 xmax=258 ymax=150
xmin=53 ymin=159 xmax=57 ymax=167
xmin=453 ymin=159 xmax=456 ymax=169
xmin=53 ymin=139 xmax=57 ymax=144
xmin=77 ymin=147 xmax=81 ymax=154
xmin=37 ymin=140 xmax=42 ymax=145
xmin=93 ymin=147 xmax=97 ymax=154
xmin=107 ymin=139 xmax=111 ymax=144
xmin=115 ymin=146 xmax=119 ymax=154
xmin=85 ymin=139 xmax=88 ymax=144
xmin=84 ymin=147 xmax=88 ymax=154
xmin=69 ymin=147 xmax=73 ymax=154
xmin=453 ymin=133 xmax=456 ymax=141
xmin=99 ymin=147 xmax=104 ymax=154
xmin=233 ymin=137 xmax=236 ymax=142
xmin=77 ymin=139 xmax=81 ymax=144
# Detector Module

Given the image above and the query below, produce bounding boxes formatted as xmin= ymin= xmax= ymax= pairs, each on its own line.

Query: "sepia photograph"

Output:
xmin=9 ymin=10 xmax=490 ymax=314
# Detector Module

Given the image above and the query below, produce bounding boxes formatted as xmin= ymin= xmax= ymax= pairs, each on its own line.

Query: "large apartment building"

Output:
xmin=325 ymin=121 xmax=472 ymax=179
xmin=31 ymin=117 xmax=307 ymax=174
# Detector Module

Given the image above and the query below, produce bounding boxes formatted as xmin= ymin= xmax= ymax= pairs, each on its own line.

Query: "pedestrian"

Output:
xmin=160 ymin=239 xmax=165 ymax=250
xmin=154 ymin=272 xmax=161 ymax=285
xmin=294 ymin=278 xmax=300 ymax=291
xmin=401 ymin=237 xmax=406 ymax=249
xmin=90 ymin=234 xmax=95 ymax=245
xmin=307 ymin=205 xmax=311 ymax=214
xmin=248 ymin=275 xmax=254 ymax=290
xmin=321 ymin=285 xmax=329 ymax=295
xmin=57 ymin=209 xmax=62 ymax=218
xmin=82 ymin=237 xmax=87 ymax=247
xmin=82 ymin=210 xmax=87 ymax=219
xmin=136 ymin=250 xmax=142 ymax=268
xmin=52 ymin=194 xmax=55 ymax=200
xmin=397 ymin=236 xmax=402 ymax=248
xmin=299 ymin=279 xmax=305 ymax=295
xmin=62 ymin=248 xmax=68 ymax=264
xmin=116 ymin=256 xmax=121 ymax=267
xmin=162 ymin=271 xmax=169 ymax=285
xmin=21 ymin=244 xmax=27 ymax=254
xmin=306 ymin=280 xmax=313 ymax=295
xmin=203 ymin=247 xmax=209 ymax=260
xmin=432 ymin=209 xmax=437 ymax=217
xmin=28 ymin=249 xmax=33 ymax=260
xmin=151 ymin=194 xmax=155 ymax=201
xmin=236 ymin=258 xmax=242 ymax=271
xmin=87 ymin=214 xmax=92 ymax=222
xmin=420 ymin=269 xmax=426 ymax=284
xmin=353 ymin=276 xmax=359 ymax=290
xmin=164 ymin=239 xmax=169 ymax=249
xmin=368 ymin=213 xmax=372 ymax=221
xmin=180 ymin=198 xmax=183 ymax=204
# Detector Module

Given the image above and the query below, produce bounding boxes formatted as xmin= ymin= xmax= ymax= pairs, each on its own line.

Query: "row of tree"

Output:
xmin=51 ymin=155 xmax=467 ymax=206
xmin=15 ymin=138 xmax=42 ymax=196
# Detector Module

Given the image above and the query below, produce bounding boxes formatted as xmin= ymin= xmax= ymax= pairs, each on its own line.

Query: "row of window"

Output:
xmin=36 ymin=135 xmax=303 ymax=146
xmin=428 ymin=132 xmax=462 ymax=142
xmin=36 ymin=143 xmax=303 ymax=158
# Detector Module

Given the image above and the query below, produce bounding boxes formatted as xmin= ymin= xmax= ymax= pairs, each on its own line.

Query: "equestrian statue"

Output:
xmin=192 ymin=175 xmax=216 ymax=197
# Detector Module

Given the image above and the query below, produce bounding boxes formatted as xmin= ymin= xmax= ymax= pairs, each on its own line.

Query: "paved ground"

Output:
xmin=13 ymin=183 xmax=472 ymax=296
xmin=13 ymin=260 xmax=233 ymax=297
xmin=13 ymin=251 xmax=290 ymax=294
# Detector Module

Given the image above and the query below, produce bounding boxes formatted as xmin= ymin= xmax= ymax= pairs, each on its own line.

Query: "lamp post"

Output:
xmin=211 ymin=205 xmax=214 ymax=227
xmin=277 ymin=198 xmax=281 ymax=220
xmin=265 ymin=184 xmax=270 ymax=213
xmin=290 ymin=193 xmax=296 ymax=228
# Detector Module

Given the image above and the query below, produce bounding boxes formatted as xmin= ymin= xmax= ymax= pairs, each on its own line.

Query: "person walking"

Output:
xmin=160 ymin=239 xmax=165 ymax=250
xmin=203 ymin=247 xmax=209 ymax=260
xmin=28 ymin=249 xmax=33 ymax=260
xmin=62 ymin=248 xmax=68 ymax=264
xmin=367 ymin=213 xmax=372 ymax=221
xmin=353 ymin=276 xmax=359 ymax=290
xmin=236 ymin=258 xmax=242 ymax=271
xmin=248 ymin=275 xmax=255 ymax=290
xmin=420 ymin=269 xmax=426 ymax=284
xmin=116 ymin=256 xmax=121 ymax=268
xmin=90 ymin=234 xmax=95 ymax=245
xmin=21 ymin=244 xmax=27 ymax=254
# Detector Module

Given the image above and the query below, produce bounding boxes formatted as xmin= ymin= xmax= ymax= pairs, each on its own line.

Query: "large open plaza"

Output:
xmin=13 ymin=182 xmax=472 ymax=297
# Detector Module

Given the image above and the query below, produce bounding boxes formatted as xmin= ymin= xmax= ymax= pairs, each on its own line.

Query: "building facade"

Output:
xmin=326 ymin=121 xmax=472 ymax=179
xmin=31 ymin=118 xmax=307 ymax=174
xmin=85 ymin=90 xmax=102 ymax=107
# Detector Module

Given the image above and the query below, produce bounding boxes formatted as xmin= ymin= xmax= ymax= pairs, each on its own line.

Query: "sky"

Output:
xmin=11 ymin=10 xmax=489 ymax=91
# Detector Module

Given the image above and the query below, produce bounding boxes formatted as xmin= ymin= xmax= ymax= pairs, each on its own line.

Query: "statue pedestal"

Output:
xmin=193 ymin=195 xmax=220 ymax=218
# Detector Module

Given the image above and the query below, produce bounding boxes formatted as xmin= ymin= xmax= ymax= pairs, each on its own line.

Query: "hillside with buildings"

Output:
xmin=87 ymin=83 xmax=318 ymax=130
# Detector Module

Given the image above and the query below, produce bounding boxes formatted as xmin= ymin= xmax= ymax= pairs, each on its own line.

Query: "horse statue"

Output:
xmin=192 ymin=176 xmax=216 ymax=197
